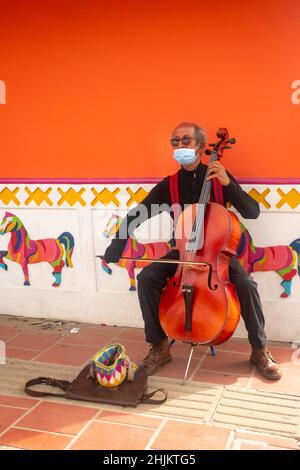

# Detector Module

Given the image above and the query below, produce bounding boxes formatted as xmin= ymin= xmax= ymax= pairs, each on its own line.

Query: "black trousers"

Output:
xmin=136 ymin=250 xmax=267 ymax=349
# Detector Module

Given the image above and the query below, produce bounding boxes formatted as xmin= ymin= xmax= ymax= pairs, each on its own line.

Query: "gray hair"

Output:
xmin=173 ymin=122 xmax=207 ymax=147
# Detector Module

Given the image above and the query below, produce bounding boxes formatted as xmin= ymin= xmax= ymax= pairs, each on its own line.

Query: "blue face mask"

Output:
xmin=173 ymin=147 xmax=198 ymax=165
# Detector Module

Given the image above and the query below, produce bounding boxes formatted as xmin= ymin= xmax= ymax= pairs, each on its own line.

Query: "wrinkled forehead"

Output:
xmin=171 ymin=125 xmax=195 ymax=138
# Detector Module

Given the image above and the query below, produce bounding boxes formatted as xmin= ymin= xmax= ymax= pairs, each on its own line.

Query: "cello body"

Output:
xmin=159 ymin=202 xmax=242 ymax=345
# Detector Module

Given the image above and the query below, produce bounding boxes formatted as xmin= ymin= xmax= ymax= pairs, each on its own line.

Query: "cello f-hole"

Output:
xmin=208 ymin=264 xmax=218 ymax=291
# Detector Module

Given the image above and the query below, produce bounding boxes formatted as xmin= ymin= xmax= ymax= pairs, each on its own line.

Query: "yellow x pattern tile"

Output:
xmin=248 ymin=188 xmax=271 ymax=209
xmin=24 ymin=187 xmax=53 ymax=206
xmin=0 ymin=187 xmax=20 ymax=205
xmin=91 ymin=187 xmax=120 ymax=207
xmin=126 ymin=187 xmax=149 ymax=207
xmin=277 ymin=188 xmax=300 ymax=209
xmin=57 ymin=187 xmax=86 ymax=207
xmin=0 ymin=185 xmax=300 ymax=210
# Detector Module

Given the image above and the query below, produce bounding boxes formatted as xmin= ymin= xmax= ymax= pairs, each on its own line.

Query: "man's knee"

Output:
xmin=137 ymin=270 xmax=156 ymax=291
xmin=137 ymin=266 xmax=168 ymax=295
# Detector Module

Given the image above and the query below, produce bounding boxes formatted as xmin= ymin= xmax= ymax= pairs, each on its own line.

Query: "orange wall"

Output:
xmin=0 ymin=0 xmax=299 ymax=179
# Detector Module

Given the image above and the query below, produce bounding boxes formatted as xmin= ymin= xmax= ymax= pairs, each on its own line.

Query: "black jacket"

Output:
xmin=104 ymin=162 xmax=260 ymax=263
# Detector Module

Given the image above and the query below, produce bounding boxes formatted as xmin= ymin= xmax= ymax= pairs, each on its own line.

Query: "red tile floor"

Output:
xmin=0 ymin=317 xmax=299 ymax=450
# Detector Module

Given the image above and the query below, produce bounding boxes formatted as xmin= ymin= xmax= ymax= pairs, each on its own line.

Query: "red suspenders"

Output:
xmin=212 ymin=178 xmax=224 ymax=206
xmin=169 ymin=172 xmax=181 ymax=222
xmin=168 ymin=170 xmax=224 ymax=221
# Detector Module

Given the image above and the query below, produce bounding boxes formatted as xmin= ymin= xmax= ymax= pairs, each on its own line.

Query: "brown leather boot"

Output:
xmin=250 ymin=347 xmax=282 ymax=380
xmin=141 ymin=338 xmax=172 ymax=376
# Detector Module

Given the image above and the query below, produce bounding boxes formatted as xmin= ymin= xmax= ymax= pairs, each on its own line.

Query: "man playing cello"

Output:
xmin=103 ymin=122 xmax=281 ymax=381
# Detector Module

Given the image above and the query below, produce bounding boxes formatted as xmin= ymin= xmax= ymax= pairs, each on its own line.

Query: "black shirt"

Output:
xmin=104 ymin=162 xmax=260 ymax=263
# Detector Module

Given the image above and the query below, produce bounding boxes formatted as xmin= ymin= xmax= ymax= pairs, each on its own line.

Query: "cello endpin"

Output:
xmin=182 ymin=346 xmax=195 ymax=385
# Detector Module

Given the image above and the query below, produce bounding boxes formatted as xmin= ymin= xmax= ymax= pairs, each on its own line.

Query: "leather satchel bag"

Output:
xmin=24 ymin=344 xmax=167 ymax=408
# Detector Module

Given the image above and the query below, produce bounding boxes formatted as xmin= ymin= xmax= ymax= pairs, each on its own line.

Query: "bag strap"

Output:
xmin=140 ymin=388 xmax=168 ymax=405
xmin=24 ymin=377 xmax=71 ymax=398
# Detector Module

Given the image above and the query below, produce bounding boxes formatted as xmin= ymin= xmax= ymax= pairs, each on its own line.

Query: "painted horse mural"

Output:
xmin=99 ymin=214 xmax=300 ymax=297
xmin=237 ymin=222 xmax=300 ymax=298
xmin=98 ymin=214 xmax=173 ymax=290
xmin=0 ymin=211 xmax=75 ymax=286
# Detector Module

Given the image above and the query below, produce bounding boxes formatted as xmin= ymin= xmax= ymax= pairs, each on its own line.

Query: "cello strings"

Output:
xmin=186 ymin=165 xmax=212 ymax=256
xmin=187 ymin=168 xmax=210 ymax=252
xmin=178 ymin=134 xmax=227 ymax=337
xmin=182 ymin=171 xmax=211 ymax=284
xmin=185 ymin=185 xmax=210 ymax=268
xmin=183 ymin=146 xmax=219 ymax=282
xmin=182 ymin=157 xmax=216 ymax=285
xmin=184 ymin=169 xmax=211 ymax=267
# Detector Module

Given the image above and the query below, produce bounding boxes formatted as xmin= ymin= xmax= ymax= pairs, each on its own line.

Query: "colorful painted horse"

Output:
xmin=101 ymin=214 xmax=300 ymax=297
xmin=0 ymin=211 xmax=74 ymax=287
xmin=237 ymin=222 xmax=300 ymax=298
xmin=99 ymin=214 xmax=173 ymax=290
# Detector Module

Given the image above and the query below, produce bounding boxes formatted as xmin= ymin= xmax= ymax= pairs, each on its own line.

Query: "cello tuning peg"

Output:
xmin=228 ymin=138 xmax=236 ymax=145
xmin=205 ymin=149 xmax=212 ymax=155
xmin=222 ymin=146 xmax=232 ymax=150
xmin=209 ymin=143 xmax=215 ymax=147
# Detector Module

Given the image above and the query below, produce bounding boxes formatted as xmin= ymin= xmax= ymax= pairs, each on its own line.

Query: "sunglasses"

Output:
xmin=170 ymin=135 xmax=195 ymax=147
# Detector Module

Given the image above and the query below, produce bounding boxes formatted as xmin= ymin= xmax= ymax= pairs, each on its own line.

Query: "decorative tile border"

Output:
xmin=0 ymin=181 xmax=300 ymax=211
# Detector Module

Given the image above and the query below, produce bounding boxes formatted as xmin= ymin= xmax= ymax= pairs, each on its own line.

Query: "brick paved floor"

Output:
xmin=0 ymin=315 xmax=299 ymax=450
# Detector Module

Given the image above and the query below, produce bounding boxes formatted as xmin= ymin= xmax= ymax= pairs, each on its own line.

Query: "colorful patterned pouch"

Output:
xmin=90 ymin=343 xmax=138 ymax=388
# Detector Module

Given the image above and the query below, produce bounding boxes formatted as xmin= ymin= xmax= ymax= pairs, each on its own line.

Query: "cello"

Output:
xmin=159 ymin=128 xmax=242 ymax=374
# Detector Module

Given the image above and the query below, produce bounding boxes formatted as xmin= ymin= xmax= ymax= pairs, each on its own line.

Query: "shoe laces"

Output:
xmin=260 ymin=348 xmax=276 ymax=363
xmin=145 ymin=343 xmax=160 ymax=360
